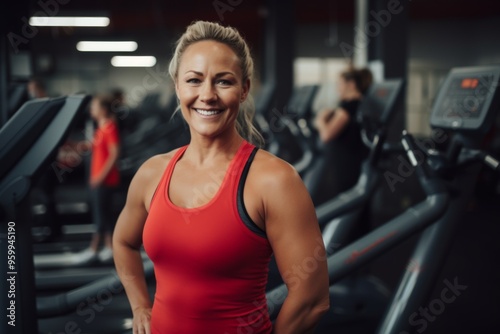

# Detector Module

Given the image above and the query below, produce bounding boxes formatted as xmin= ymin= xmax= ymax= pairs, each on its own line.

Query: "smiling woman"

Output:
xmin=113 ymin=21 xmax=330 ymax=334
xmin=174 ymin=40 xmax=247 ymax=141
xmin=168 ymin=21 xmax=263 ymax=146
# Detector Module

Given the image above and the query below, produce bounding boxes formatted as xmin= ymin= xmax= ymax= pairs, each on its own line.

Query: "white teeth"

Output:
xmin=195 ymin=109 xmax=221 ymax=116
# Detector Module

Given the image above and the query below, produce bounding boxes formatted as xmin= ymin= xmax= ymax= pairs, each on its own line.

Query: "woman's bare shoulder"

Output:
xmin=132 ymin=147 xmax=183 ymax=183
xmin=249 ymin=149 xmax=301 ymax=187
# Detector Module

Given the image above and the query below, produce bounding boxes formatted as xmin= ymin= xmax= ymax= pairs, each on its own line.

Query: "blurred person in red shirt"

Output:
xmin=74 ymin=94 xmax=121 ymax=263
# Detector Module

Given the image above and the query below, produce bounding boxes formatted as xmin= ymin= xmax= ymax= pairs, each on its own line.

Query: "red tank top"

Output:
xmin=143 ymin=140 xmax=273 ymax=334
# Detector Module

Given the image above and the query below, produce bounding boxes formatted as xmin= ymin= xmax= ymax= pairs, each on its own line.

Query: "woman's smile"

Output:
xmin=193 ymin=107 xmax=225 ymax=118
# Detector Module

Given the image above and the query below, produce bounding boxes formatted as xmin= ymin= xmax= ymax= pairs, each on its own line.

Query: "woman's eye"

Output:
xmin=186 ymin=78 xmax=201 ymax=84
xmin=217 ymin=79 xmax=232 ymax=86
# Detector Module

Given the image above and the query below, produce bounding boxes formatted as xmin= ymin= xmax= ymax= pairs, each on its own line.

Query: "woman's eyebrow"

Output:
xmin=183 ymin=70 xmax=236 ymax=77
xmin=215 ymin=71 xmax=235 ymax=77
xmin=184 ymin=70 xmax=203 ymax=76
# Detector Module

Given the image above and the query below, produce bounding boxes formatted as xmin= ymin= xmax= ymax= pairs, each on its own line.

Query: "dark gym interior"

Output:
xmin=1 ymin=0 xmax=500 ymax=333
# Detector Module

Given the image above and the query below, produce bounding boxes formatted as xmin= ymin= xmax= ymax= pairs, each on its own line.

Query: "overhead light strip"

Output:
xmin=77 ymin=41 xmax=138 ymax=52
xmin=111 ymin=56 xmax=157 ymax=67
xmin=29 ymin=16 xmax=110 ymax=27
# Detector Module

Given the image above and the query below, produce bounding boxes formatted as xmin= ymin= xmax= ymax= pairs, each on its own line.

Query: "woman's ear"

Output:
xmin=241 ymin=79 xmax=251 ymax=102
xmin=174 ymin=80 xmax=180 ymax=99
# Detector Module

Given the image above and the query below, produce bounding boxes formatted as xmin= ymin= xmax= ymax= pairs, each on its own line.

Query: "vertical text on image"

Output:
xmin=6 ymin=221 xmax=17 ymax=327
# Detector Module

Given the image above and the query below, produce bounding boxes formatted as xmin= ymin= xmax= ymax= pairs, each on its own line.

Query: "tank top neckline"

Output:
xmin=163 ymin=140 xmax=249 ymax=212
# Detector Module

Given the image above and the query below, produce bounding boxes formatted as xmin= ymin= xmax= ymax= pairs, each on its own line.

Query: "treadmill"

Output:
xmin=0 ymin=95 xmax=91 ymax=334
xmin=266 ymin=66 xmax=500 ymax=333
xmin=257 ymin=84 xmax=319 ymax=172
xmin=310 ymin=78 xmax=405 ymax=228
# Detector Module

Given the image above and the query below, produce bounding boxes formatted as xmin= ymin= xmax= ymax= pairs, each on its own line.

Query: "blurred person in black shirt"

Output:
xmin=314 ymin=67 xmax=373 ymax=201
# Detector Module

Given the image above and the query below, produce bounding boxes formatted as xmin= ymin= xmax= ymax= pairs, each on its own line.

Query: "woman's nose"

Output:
xmin=199 ymin=82 xmax=217 ymax=102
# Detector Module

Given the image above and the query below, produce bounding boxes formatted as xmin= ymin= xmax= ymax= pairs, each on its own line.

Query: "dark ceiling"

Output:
xmin=22 ymin=0 xmax=500 ymax=28
xmin=10 ymin=0 xmax=500 ymax=34
xmin=3 ymin=0 xmax=500 ymax=59
xmin=4 ymin=0 xmax=500 ymax=37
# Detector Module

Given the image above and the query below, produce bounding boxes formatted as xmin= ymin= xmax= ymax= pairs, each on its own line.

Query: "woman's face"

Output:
xmin=337 ymin=76 xmax=349 ymax=100
xmin=175 ymin=40 xmax=249 ymax=139
xmin=90 ymin=98 xmax=104 ymax=121
xmin=337 ymin=76 xmax=356 ymax=100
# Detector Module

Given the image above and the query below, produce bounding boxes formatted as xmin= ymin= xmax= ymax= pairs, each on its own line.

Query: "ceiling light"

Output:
xmin=111 ymin=56 xmax=157 ymax=67
xmin=77 ymin=41 xmax=138 ymax=52
xmin=29 ymin=16 xmax=110 ymax=27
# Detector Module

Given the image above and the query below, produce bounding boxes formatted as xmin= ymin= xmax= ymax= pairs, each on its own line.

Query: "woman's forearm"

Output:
xmin=114 ymin=242 xmax=152 ymax=312
xmin=314 ymin=110 xmax=331 ymax=129
xmin=314 ymin=110 xmax=336 ymax=142
xmin=272 ymin=295 xmax=329 ymax=334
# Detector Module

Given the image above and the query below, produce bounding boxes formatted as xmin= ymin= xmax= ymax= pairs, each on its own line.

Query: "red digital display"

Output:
xmin=461 ymin=78 xmax=479 ymax=89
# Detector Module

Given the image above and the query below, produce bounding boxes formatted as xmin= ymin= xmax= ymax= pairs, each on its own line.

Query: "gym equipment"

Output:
xmin=7 ymin=82 xmax=28 ymax=118
xmin=254 ymin=82 xmax=277 ymax=155
xmin=308 ymin=79 xmax=404 ymax=218
xmin=285 ymin=85 xmax=320 ymax=175
xmin=266 ymin=66 xmax=500 ymax=333
xmin=378 ymin=66 xmax=500 ymax=333
xmin=34 ymin=250 xmax=152 ymax=290
xmin=264 ymin=79 xmax=405 ymax=332
xmin=118 ymin=91 xmax=190 ymax=179
xmin=0 ymin=93 xmax=167 ymax=333
xmin=256 ymin=84 xmax=319 ymax=174
xmin=0 ymin=95 xmax=91 ymax=334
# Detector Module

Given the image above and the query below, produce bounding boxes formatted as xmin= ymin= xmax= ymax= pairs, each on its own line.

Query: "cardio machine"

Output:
xmin=266 ymin=66 xmax=500 ymax=333
xmin=0 ymin=95 xmax=155 ymax=333
xmin=0 ymin=95 xmax=91 ymax=334
xmin=310 ymin=78 xmax=405 ymax=224
xmin=255 ymin=84 xmax=320 ymax=175
xmin=264 ymin=78 xmax=405 ymax=332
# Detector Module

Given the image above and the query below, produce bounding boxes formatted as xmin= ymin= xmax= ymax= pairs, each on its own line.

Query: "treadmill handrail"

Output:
xmin=0 ymin=97 xmax=61 ymax=181
xmin=316 ymin=161 xmax=380 ymax=226
xmin=37 ymin=259 xmax=154 ymax=318
xmin=0 ymin=95 xmax=90 ymax=209
xmin=267 ymin=191 xmax=449 ymax=319
xmin=281 ymin=118 xmax=316 ymax=175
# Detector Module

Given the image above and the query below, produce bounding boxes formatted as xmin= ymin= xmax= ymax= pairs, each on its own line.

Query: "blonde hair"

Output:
xmin=168 ymin=20 xmax=263 ymax=146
